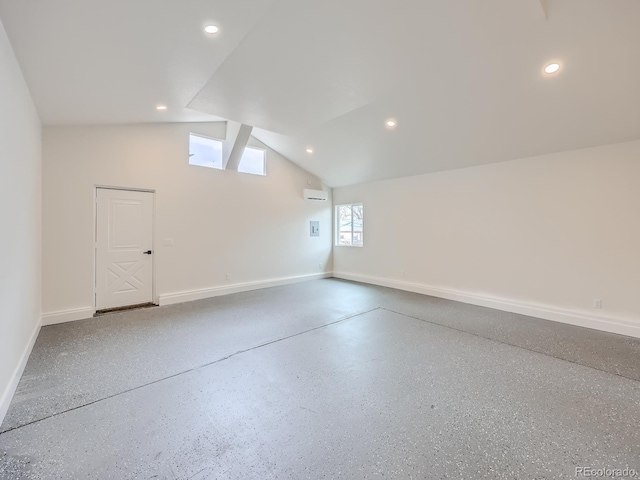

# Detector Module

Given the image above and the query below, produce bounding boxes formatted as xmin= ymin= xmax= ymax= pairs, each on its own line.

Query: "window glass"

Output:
xmin=336 ymin=204 xmax=363 ymax=247
xmin=239 ymin=147 xmax=266 ymax=176
xmin=189 ymin=134 xmax=223 ymax=169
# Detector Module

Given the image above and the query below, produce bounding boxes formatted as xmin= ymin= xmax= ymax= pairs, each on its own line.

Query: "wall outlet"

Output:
xmin=593 ymin=299 xmax=603 ymax=309
xmin=319 ymin=262 xmax=323 ymax=269
xmin=163 ymin=238 xmax=174 ymax=247
xmin=226 ymin=273 xmax=231 ymax=281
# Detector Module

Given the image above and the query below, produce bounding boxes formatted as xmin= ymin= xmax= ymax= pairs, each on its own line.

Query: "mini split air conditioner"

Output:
xmin=303 ymin=189 xmax=328 ymax=201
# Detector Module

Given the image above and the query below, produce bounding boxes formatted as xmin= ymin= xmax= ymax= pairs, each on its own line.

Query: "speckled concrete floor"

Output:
xmin=1 ymin=279 xmax=639 ymax=479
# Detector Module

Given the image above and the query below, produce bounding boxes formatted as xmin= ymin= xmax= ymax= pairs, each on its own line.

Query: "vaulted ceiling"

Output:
xmin=1 ymin=0 xmax=639 ymax=186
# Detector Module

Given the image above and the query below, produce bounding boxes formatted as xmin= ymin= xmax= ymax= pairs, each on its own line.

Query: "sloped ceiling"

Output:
xmin=1 ymin=0 xmax=639 ymax=186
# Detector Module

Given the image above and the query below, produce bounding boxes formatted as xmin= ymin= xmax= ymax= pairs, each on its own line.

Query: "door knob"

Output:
xmin=143 ymin=250 xmax=152 ymax=255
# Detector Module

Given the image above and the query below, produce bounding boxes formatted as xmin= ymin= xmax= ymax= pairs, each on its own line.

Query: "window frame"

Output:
xmin=335 ymin=203 xmax=364 ymax=247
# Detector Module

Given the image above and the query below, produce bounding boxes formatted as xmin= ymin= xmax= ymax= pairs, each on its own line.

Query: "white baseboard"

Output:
xmin=39 ymin=274 xmax=333 ymax=324
xmin=333 ymin=272 xmax=640 ymax=339
xmin=41 ymin=307 xmax=95 ymax=326
xmin=158 ymin=272 xmax=333 ymax=306
xmin=0 ymin=317 xmax=42 ymax=427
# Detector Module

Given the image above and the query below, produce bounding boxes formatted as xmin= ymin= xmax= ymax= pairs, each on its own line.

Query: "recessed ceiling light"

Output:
xmin=156 ymin=105 xmax=167 ymax=111
xmin=204 ymin=25 xmax=219 ymax=34
xmin=544 ymin=63 xmax=560 ymax=74
xmin=386 ymin=119 xmax=397 ymax=128
xmin=306 ymin=148 xmax=314 ymax=154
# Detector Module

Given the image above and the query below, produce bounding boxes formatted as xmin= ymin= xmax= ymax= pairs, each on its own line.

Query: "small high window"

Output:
xmin=336 ymin=204 xmax=363 ymax=247
xmin=239 ymin=146 xmax=266 ymax=176
xmin=189 ymin=133 xmax=223 ymax=169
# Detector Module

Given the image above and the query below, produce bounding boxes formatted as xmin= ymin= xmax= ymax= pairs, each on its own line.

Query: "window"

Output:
xmin=188 ymin=135 xmax=266 ymax=176
xmin=189 ymin=133 xmax=223 ymax=169
xmin=239 ymin=146 xmax=266 ymax=176
xmin=336 ymin=204 xmax=363 ymax=247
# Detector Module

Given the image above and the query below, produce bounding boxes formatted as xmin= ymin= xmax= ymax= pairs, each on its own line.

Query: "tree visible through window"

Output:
xmin=336 ymin=204 xmax=363 ymax=246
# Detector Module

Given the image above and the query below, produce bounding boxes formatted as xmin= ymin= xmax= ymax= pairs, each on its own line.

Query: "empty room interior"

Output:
xmin=1 ymin=0 xmax=639 ymax=478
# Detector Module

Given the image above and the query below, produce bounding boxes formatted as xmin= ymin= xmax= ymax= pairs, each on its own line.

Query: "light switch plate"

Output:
xmin=310 ymin=221 xmax=320 ymax=237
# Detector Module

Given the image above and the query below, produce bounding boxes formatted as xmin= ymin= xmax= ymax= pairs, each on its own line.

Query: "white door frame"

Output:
xmin=93 ymin=185 xmax=158 ymax=310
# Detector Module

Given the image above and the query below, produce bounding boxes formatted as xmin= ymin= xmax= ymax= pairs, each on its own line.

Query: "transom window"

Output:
xmin=239 ymin=146 xmax=266 ymax=176
xmin=189 ymin=134 xmax=266 ymax=176
xmin=336 ymin=204 xmax=363 ymax=247
xmin=188 ymin=133 xmax=223 ymax=169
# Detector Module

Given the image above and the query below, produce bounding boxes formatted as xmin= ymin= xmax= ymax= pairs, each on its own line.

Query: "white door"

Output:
xmin=96 ymin=188 xmax=154 ymax=310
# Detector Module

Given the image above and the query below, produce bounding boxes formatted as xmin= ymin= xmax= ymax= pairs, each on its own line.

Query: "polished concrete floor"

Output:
xmin=1 ymin=279 xmax=639 ymax=479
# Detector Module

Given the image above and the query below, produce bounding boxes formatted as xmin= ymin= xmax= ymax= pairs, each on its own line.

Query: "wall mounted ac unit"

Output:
xmin=303 ymin=189 xmax=328 ymax=201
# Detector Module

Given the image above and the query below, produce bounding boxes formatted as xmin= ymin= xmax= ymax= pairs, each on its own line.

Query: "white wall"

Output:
xmin=333 ymin=140 xmax=640 ymax=337
xmin=0 ymin=19 xmax=42 ymax=422
xmin=42 ymin=123 xmax=332 ymax=321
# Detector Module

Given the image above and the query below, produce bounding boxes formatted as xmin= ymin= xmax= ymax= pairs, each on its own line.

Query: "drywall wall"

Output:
xmin=0 ymin=19 xmax=42 ymax=423
xmin=333 ymin=140 xmax=640 ymax=337
xmin=42 ymin=123 xmax=332 ymax=321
